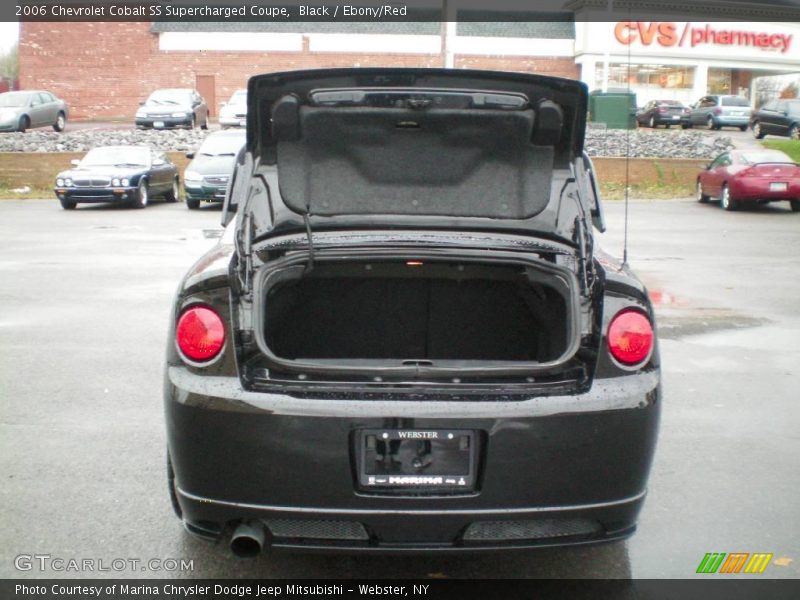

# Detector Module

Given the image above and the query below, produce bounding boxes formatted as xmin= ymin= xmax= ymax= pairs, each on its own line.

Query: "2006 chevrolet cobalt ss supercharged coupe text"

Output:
xmin=164 ymin=69 xmax=661 ymax=556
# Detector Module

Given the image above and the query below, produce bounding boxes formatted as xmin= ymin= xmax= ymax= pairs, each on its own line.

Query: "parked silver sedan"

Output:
xmin=0 ymin=90 xmax=69 ymax=133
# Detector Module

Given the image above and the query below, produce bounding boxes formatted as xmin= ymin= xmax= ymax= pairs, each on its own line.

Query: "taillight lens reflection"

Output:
xmin=176 ymin=305 xmax=225 ymax=363
xmin=607 ymin=309 xmax=654 ymax=366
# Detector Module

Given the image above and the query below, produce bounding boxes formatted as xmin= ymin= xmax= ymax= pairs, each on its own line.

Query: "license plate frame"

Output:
xmin=153 ymin=121 xmax=165 ymax=128
xmin=770 ymin=182 xmax=788 ymax=192
xmin=356 ymin=429 xmax=477 ymax=493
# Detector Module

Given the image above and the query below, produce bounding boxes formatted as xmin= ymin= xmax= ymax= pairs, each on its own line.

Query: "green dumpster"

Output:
xmin=588 ymin=90 xmax=637 ymax=129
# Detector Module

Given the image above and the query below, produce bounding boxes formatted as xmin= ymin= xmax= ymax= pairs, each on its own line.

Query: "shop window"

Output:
xmin=708 ymin=68 xmax=733 ymax=94
xmin=595 ymin=63 xmax=695 ymax=89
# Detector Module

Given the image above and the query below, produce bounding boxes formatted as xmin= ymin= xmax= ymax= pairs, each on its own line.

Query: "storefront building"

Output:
xmin=575 ymin=21 xmax=800 ymax=105
xmin=18 ymin=18 xmax=800 ymax=119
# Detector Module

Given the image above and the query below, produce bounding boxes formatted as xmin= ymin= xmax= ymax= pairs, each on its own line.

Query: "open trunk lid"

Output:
xmin=246 ymin=68 xmax=588 ymax=224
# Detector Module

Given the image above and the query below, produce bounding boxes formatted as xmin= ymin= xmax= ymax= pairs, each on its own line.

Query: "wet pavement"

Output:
xmin=0 ymin=198 xmax=798 ymax=579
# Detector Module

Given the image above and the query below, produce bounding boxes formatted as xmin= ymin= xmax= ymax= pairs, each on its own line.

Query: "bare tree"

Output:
xmin=754 ymin=75 xmax=785 ymax=108
xmin=780 ymin=82 xmax=799 ymax=99
xmin=0 ymin=43 xmax=18 ymax=84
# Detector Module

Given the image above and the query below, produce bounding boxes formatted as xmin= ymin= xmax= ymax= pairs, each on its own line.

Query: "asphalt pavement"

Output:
xmin=0 ymin=197 xmax=798 ymax=579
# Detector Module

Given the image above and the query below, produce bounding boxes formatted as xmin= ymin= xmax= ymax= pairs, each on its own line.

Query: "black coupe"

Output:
xmin=164 ymin=69 xmax=661 ymax=556
xmin=54 ymin=145 xmax=179 ymax=209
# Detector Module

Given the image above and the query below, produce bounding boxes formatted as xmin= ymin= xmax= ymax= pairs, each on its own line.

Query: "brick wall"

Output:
xmin=454 ymin=55 xmax=579 ymax=79
xmin=19 ymin=22 xmax=579 ymax=119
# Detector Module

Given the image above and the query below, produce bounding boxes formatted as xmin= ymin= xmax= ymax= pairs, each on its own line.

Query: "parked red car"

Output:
xmin=696 ymin=149 xmax=800 ymax=211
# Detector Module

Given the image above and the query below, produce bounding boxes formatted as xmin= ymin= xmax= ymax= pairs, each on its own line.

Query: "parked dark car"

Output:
xmin=184 ymin=129 xmax=246 ymax=209
xmin=54 ymin=145 xmax=179 ymax=209
xmin=696 ymin=149 xmax=800 ymax=211
xmin=750 ymin=99 xmax=800 ymax=140
xmin=0 ymin=90 xmax=69 ymax=133
xmin=635 ymin=100 xmax=685 ymax=128
xmin=135 ymin=89 xmax=209 ymax=130
xmin=164 ymin=69 xmax=661 ymax=556
xmin=681 ymin=95 xmax=751 ymax=130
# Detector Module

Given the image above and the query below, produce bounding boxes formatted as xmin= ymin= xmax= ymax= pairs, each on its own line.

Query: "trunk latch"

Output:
xmin=402 ymin=360 xmax=434 ymax=367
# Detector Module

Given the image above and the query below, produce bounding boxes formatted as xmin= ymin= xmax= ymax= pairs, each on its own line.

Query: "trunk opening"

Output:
xmin=253 ymin=252 xmax=581 ymax=379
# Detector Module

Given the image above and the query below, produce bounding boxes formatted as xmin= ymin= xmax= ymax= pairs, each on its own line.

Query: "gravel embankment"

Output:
xmin=0 ymin=128 xmax=210 ymax=153
xmin=0 ymin=127 xmax=734 ymax=159
xmin=585 ymin=128 xmax=734 ymax=159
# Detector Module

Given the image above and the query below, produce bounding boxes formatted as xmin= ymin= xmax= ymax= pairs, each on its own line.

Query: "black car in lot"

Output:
xmin=135 ymin=89 xmax=209 ymax=130
xmin=164 ymin=69 xmax=661 ymax=556
xmin=635 ymin=99 xmax=685 ymax=128
xmin=54 ymin=145 xmax=179 ymax=209
xmin=183 ymin=129 xmax=246 ymax=209
xmin=751 ymin=99 xmax=800 ymax=140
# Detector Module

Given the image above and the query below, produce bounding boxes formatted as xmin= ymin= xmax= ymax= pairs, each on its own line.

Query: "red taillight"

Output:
xmin=657 ymin=107 xmax=667 ymax=113
xmin=607 ymin=309 xmax=654 ymax=366
xmin=176 ymin=305 xmax=225 ymax=363
xmin=713 ymin=107 xmax=722 ymax=115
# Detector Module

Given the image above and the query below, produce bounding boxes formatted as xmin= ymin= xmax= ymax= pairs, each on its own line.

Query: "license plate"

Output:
xmin=239 ymin=119 xmax=246 ymax=127
xmin=153 ymin=121 xmax=165 ymax=128
xmin=357 ymin=429 xmax=477 ymax=492
xmin=770 ymin=182 xmax=788 ymax=192
xmin=672 ymin=115 xmax=680 ymax=119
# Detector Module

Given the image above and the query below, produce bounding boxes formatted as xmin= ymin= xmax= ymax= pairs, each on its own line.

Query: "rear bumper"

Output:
xmin=715 ymin=116 xmax=750 ymax=126
xmin=184 ymin=184 xmax=227 ymax=202
xmin=219 ymin=116 xmax=245 ymax=127
xmin=730 ymin=179 xmax=800 ymax=200
xmin=653 ymin=115 xmax=682 ymax=125
xmin=165 ymin=366 xmax=661 ymax=551
xmin=177 ymin=486 xmax=643 ymax=551
xmin=135 ymin=116 xmax=193 ymax=129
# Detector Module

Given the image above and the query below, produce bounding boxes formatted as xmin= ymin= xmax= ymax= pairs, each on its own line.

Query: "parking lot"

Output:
xmin=0 ymin=197 xmax=798 ymax=579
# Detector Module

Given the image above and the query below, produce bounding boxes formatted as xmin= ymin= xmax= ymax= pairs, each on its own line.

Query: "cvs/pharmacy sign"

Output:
xmin=614 ymin=22 xmax=792 ymax=54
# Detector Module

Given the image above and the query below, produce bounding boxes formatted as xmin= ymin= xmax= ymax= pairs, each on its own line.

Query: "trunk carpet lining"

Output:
xmin=266 ymin=277 xmax=567 ymax=362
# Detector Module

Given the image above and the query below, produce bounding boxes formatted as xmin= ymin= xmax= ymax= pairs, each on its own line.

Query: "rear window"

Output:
xmin=198 ymin=133 xmax=246 ymax=157
xmin=740 ymin=151 xmax=793 ymax=165
xmin=229 ymin=90 xmax=247 ymax=105
xmin=722 ymin=97 xmax=750 ymax=107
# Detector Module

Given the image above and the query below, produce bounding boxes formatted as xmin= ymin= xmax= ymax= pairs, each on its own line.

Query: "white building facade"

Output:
xmin=574 ymin=21 xmax=800 ymax=105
